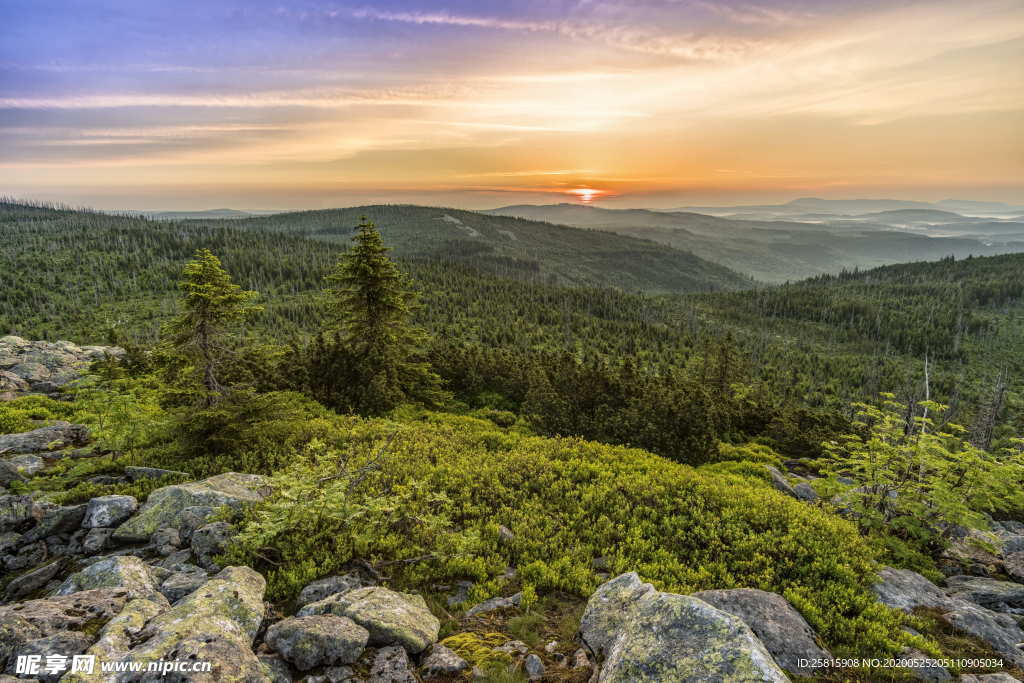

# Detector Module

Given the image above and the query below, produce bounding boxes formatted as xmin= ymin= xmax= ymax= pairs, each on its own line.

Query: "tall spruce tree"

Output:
xmin=315 ymin=218 xmax=444 ymax=414
xmin=164 ymin=248 xmax=260 ymax=405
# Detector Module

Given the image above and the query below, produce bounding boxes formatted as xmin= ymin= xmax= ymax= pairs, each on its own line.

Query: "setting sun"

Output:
xmin=567 ymin=188 xmax=605 ymax=203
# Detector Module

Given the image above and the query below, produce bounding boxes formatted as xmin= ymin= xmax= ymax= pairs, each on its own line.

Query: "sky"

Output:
xmin=1 ymin=0 xmax=1022 ymax=210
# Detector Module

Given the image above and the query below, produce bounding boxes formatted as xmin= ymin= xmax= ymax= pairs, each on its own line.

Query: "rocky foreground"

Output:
xmin=2 ymin=337 xmax=1024 ymax=681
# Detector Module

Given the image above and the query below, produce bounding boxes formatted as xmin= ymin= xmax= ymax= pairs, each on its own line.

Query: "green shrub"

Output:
xmin=0 ymin=395 xmax=75 ymax=433
xmin=227 ymin=412 xmax=915 ymax=659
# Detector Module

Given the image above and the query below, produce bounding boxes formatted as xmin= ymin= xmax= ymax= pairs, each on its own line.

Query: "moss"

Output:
xmin=440 ymin=632 xmax=513 ymax=667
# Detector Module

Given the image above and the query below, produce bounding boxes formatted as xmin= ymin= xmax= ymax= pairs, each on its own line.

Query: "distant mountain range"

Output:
xmin=668 ymin=197 xmax=1024 ymax=220
xmin=487 ymin=203 xmax=1024 ymax=283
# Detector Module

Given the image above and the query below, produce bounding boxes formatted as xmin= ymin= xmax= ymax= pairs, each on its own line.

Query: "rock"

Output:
xmin=0 ymin=614 xmax=40 ymax=671
xmin=56 ymin=556 xmax=164 ymax=604
xmin=190 ymin=521 xmax=234 ymax=571
xmin=82 ymin=495 xmax=138 ymax=529
xmin=571 ymin=648 xmax=592 ymax=669
xmin=0 ymin=588 xmax=129 ymax=633
xmin=150 ymin=527 xmax=181 ymax=555
xmin=942 ymin=529 xmax=1003 ymax=572
xmin=102 ymin=566 xmax=267 ymax=682
xmin=76 ymin=597 xmax=167 ymax=665
xmin=792 ymin=481 xmax=818 ymax=502
xmin=122 ymin=466 xmax=189 ymax=482
xmin=22 ymin=504 xmax=86 ymax=543
xmin=158 ymin=568 xmax=208 ymax=603
xmin=873 ymin=568 xmax=953 ymax=612
xmin=298 ymin=586 xmax=439 ymax=654
xmin=421 ymin=644 xmax=469 ymax=678
xmin=495 ymin=640 xmax=529 ymax=656
xmin=297 ymin=573 xmax=363 ymax=608
xmin=0 ymin=338 xmax=123 ymax=398
xmin=5 ymin=630 xmax=92 ymax=682
xmin=5 ymin=454 xmax=45 ymax=477
xmin=580 ymin=572 xmax=656 ymax=656
xmin=465 ymin=592 xmax=523 ymax=617
xmin=258 ymin=653 xmax=292 ymax=683
xmin=959 ymin=674 xmax=1020 ymax=682
xmin=766 ymin=466 xmax=797 ymax=498
xmin=0 ymin=461 xmax=25 ymax=488
xmin=581 ymin=573 xmax=787 ymax=683
xmin=177 ymin=505 xmax=216 ymax=541
xmin=897 ymin=647 xmax=951 ymax=681
xmin=6 ymin=540 xmax=47 ymax=572
xmin=0 ymin=495 xmax=45 ymax=533
xmin=523 ymin=654 xmax=544 ymax=679
xmin=498 ymin=525 xmax=515 ymax=544
xmin=692 ymin=588 xmax=830 ymax=676
xmin=1004 ymin=551 xmax=1024 ymax=582
xmin=265 ymin=614 xmax=369 ymax=671
xmin=945 ymin=576 xmax=1024 ymax=611
xmin=368 ymin=645 xmax=416 ymax=682
xmin=0 ymin=423 xmax=90 ymax=455
xmin=112 ymin=472 xmax=269 ymax=542
xmin=80 ymin=528 xmax=114 ymax=555
xmin=942 ymin=600 xmax=1024 ymax=668
xmin=4 ymin=559 xmax=65 ymax=601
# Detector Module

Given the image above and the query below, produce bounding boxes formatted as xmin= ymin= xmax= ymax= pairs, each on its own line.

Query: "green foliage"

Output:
xmin=65 ymin=375 xmax=171 ymax=458
xmin=226 ymin=412 xmax=911 ymax=658
xmin=295 ymin=219 xmax=446 ymax=415
xmin=507 ymin=612 xmax=544 ymax=649
xmin=819 ymin=395 xmax=1024 ymax=552
xmin=162 ymin=248 xmax=261 ymax=404
xmin=439 ymin=632 xmax=512 ymax=668
xmin=0 ymin=395 xmax=75 ymax=433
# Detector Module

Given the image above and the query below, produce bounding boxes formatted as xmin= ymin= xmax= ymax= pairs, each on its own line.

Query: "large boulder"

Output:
xmin=5 ymin=630 xmax=92 ymax=682
xmin=369 ymin=645 xmax=417 ymax=682
xmin=0 ymin=587 xmax=129 ymax=634
xmin=21 ymin=503 xmax=86 ymax=543
xmin=581 ymin=573 xmax=788 ymax=682
xmin=0 ymin=337 xmax=124 ymax=398
xmin=945 ymin=576 xmax=1024 ymax=611
xmin=872 ymin=568 xmax=952 ymax=612
xmin=298 ymin=586 xmax=440 ymax=654
xmin=112 ymin=472 xmax=269 ymax=542
xmin=421 ymin=644 xmax=470 ymax=678
xmin=0 ymin=423 xmax=90 ymax=455
xmin=56 ymin=556 xmax=165 ymax=604
xmin=297 ymin=573 xmax=363 ymax=608
xmin=101 ymin=566 xmax=267 ymax=682
xmin=82 ymin=495 xmax=138 ymax=529
xmin=0 ymin=495 xmax=45 ymax=533
xmin=189 ymin=521 xmax=234 ymax=571
xmin=265 ymin=614 xmax=369 ymax=671
xmin=692 ymin=588 xmax=830 ymax=676
xmin=942 ymin=600 xmax=1024 ymax=668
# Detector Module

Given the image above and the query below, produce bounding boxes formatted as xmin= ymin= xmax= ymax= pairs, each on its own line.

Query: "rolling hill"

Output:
xmin=488 ymin=203 xmax=1024 ymax=283
xmin=194 ymin=204 xmax=751 ymax=293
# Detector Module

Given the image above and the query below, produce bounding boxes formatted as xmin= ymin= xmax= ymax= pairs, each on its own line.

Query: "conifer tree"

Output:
xmin=317 ymin=218 xmax=444 ymax=414
xmin=165 ymin=248 xmax=260 ymax=404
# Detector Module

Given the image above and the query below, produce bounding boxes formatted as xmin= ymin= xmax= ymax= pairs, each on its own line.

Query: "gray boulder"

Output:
xmin=158 ymin=568 xmax=208 ymax=603
xmin=421 ymin=643 xmax=469 ymax=678
xmin=1004 ymin=551 xmax=1024 ymax=582
xmin=896 ymin=648 xmax=951 ymax=681
xmin=523 ymin=653 xmax=544 ymax=679
xmin=0 ymin=495 xmax=45 ymax=532
xmin=765 ymin=466 xmax=797 ymax=498
xmin=0 ymin=587 xmax=129 ymax=633
xmin=297 ymin=573 xmax=363 ymax=608
xmin=3 ymin=559 xmax=65 ymax=601
xmin=298 ymin=586 xmax=440 ymax=654
xmin=82 ymin=495 xmax=138 ymax=529
xmin=112 ymin=472 xmax=269 ymax=542
xmin=265 ymin=614 xmax=369 ymax=671
xmin=368 ymin=645 xmax=416 ymax=683
xmin=122 ymin=466 xmax=189 ymax=482
xmin=873 ymin=567 xmax=953 ymax=612
xmin=581 ymin=573 xmax=788 ymax=682
xmin=465 ymin=592 xmax=523 ymax=617
xmin=80 ymin=528 xmax=114 ymax=555
xmin=21 ymin=504 xmax=86 ymax=544
xmin=692 ymin=588 xmax=831 ymax=675
xmin=190 ymin=521 xmax=234 ymax=571
xmin=56 ymin=556 xmax=164 ymax=604
xmin=150 ymin=527 xmax=181 ymax=556
xmin=101 ymin=566 xmax=267 ymax=682
xmin=5 ymin=630 xmax=91 ymax=682
xmin=0 ymin=461 xmax=25 ymax=488
xmin=942 ymin=600 xmax=1024 ymax=667
xmin=0 ymin=423 xmax=90 ymax=455
xmin=945 ymin=576 xmax=1024 ymax=611
xmin=959 ymin=674 xmax=1020 ymax=682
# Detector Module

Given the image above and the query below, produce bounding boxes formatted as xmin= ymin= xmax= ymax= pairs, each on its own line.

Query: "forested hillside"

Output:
xmin=3 ymin=201 xmax=1024 ymax=681
xmin=193 ymin=204 xmax=752 ymax=293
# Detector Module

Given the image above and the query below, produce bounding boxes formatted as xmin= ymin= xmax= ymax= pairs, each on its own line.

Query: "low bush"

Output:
xmin=225 ymin=411 xmax=916 ymax=658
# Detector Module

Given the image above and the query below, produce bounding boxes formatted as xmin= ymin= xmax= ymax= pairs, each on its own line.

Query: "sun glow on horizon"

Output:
xmin=567 ymin=188 xmax=606 ymax=203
